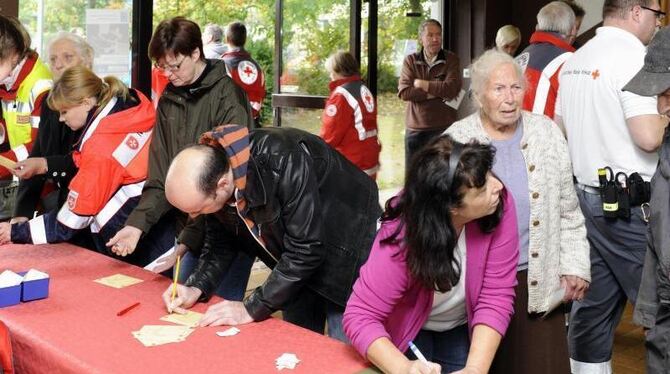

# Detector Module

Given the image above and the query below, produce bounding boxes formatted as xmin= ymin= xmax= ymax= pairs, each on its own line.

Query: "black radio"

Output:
xmin=597 ymin=167 xmax=650 ymax=219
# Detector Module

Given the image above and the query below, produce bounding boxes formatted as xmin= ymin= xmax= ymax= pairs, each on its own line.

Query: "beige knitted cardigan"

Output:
xmin=445 ymin=111 xmax=591 ymax=313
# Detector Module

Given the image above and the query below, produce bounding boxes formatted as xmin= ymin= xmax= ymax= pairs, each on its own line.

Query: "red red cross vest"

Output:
xmin=320 ymin=76 xmax=380 ymax=178
xmin=222 ymin=50 xmax=266 ymax=119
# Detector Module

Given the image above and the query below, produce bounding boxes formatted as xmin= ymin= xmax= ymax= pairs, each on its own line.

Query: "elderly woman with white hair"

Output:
xmin=11 ymin=32 xmax=95 ymax=231
xmin=444 ymin=49 xmax=590 ymax=374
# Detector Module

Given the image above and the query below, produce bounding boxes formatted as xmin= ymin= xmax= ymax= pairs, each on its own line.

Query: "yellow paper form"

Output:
xmin=93 ymin=274 xmax=143 ymax=289
xmin=132 ymin=325 xmax=195 ymax=347
xmin=160 ymin=310 xmax=203 ymax=327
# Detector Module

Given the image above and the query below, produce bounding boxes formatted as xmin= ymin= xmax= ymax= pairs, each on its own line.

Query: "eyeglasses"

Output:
xmin=641 ymin=6 xmax=666 ymax=20
xmin=154 ymin=55 xmax=187 ymax=73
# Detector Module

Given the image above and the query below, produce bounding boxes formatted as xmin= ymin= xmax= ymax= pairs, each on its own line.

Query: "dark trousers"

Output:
xmin=406 ymin=324 xmax=470 ymax=373
xmin=647 ymin=303 xmax=670 ymax=373
xmin=490 ymin=270 xmax=571 ymax=374
xmin=180 ymin=250 xmax=255 ymax=301
xmin=568 ymin=188 xmax=647 ymax=371
xmin=282 ymin=287 xmax=347 ymax=343
xmin=405 ymin=128 xmax=445 ymax=168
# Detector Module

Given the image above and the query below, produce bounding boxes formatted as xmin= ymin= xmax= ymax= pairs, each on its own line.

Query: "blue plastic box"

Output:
xmin=21 ymin=277 xmax=49 ymax=302
xmin=17 ymin=271 xmax=50 ymax=302
xmin=0 ymin=284 xmax=21 ymax=308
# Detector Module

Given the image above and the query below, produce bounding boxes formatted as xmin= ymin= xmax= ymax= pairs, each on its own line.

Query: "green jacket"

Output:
xmin=125 ymin=60 xmax=253 ymax=250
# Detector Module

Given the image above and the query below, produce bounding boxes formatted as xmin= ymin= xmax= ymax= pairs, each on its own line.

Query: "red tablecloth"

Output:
xmin=0 ymin=243 xmax=369 ymax=373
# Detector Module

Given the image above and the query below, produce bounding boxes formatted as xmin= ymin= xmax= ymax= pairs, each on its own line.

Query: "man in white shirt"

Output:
xmin=555 ymin=1 xmax=668 ymax=372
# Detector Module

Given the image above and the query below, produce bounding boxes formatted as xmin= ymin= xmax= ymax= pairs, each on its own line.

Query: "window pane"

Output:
xmin=280 ymin=107 xmax=323 ymax=135
xmin=151 ymin=1 xmax=275 ymax=126
xmin=19 ymin=0 xmax=133 ymax=84
xmin=280 ymin=0 xmax=350 ymax=95
xmin=373 ymin=0 xmax=440 ymax=191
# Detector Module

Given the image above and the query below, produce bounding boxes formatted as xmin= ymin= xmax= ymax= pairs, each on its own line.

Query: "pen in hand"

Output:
xmin=408 ymin=341 xmax=428 ymax=364
xmin=169 ymin=255 xmax=181 ymax=311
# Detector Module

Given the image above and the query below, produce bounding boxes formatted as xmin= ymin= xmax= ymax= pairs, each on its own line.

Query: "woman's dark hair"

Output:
xmin=382 ymin=135 xmax=503 ymax=292
xmin=149 ymin=17 xmax=205 ymax=62
xmin=0 ymin=15 xmax=34 ymax=61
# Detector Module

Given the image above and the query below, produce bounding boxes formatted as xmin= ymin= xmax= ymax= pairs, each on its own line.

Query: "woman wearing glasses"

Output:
xmin=344 ymin=136 xmax=519 ymax=374
xmin=107 ymin=17 xmax=254 ymax=299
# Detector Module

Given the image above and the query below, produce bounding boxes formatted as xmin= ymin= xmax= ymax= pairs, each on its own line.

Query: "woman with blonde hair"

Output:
xmin=495 ymin=25 xmax=522 ymax=56
xmin=12 ymin=32 xmax=95 ymax=235
xmin=0 ymin=66 xmax=173 ymax=267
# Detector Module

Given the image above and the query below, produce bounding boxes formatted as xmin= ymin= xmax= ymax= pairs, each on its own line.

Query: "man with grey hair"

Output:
xmin=623 ymin=26 xmax=670 ymax=374
xmin=202 ymin=23 xmax=227 ymax=59
xmin=560 ymin=0 xmax=586 ymax=44
xmin=398 ymin=18 xmax=462 ymax=168
xmin=555 ymin=0 xmax=667 ymax=372
xmin=515 ymin=1 xmax=576 ymax=118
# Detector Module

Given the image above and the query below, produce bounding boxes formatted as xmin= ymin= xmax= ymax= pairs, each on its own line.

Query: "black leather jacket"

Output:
xmin=185 ymin=127 xmax=381 ymax=321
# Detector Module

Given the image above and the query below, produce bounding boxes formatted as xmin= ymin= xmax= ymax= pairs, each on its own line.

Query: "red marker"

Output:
xmin=116 ymin=302 xmax=140 ymax=316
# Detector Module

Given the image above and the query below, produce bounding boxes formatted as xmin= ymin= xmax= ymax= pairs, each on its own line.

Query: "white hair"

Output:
xmin=47 ymin=32 xmax=94 ymax=68
xmin=537 ymin=1 xmax=576 ymax=36
xmin=202 ymin=24 xmax=224 ymax=43
xmin=495 ymin=25 xmax=521 ymax=48
xmin=470 ymin=49 xmax=527 ymax=103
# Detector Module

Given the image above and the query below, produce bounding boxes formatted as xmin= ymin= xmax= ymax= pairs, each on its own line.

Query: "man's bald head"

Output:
xmin=166 ymin=145 xmax=233 ymax=217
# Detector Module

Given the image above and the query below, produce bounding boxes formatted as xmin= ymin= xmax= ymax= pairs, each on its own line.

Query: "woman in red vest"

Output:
xmin=320 ymin=51 xmax=381 ymax=179
xmin=0 ymin=66 xmax=173 ymax=267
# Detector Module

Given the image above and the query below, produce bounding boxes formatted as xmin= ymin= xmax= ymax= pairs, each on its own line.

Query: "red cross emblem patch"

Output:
xmin=126 ymin=136 xmax=139 ymax=150
xmin=237 ymin=61 xmax=258 ymax=85
xmin=67 ymin=190 xmax=79 ymax=210
xmin=360 ymin=85 xmax=375 ymax=113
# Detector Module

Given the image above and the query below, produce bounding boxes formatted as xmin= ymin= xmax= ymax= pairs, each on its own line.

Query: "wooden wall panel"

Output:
xmin=449 ymin=0 xmax=581 ymax=67
xmin=0 ymin=0 xmax=19 ymax=17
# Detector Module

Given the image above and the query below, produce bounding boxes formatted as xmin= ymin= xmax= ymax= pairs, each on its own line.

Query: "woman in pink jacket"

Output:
xmin=343 ymin=136 xmax=519 ymax=374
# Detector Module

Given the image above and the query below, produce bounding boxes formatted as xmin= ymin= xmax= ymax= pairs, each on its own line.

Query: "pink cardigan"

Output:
xmin=343 ymin=191 xmax=519 ymax=358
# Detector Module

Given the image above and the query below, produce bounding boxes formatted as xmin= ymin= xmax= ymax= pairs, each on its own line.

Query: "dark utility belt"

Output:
xmin=597 ymin=167 xmax=650 ymax=219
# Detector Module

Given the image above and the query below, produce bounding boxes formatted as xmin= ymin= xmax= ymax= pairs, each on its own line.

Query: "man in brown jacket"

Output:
xmin=398 ymin=19 xmax=462 ymax=167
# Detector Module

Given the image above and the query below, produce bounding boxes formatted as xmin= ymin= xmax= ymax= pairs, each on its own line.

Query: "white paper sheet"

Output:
xmin=276 ymin=353 xmax=301 ymax=370
xmin=23 ymin=269 xmax=49 ymax=281
xmin=0 ymin=270 xmax=23 ymax=287
xmin=443 ymin=89 xmax=466 ymax=110
xmin=143 ymin=246 xmax=176 ymax=273
xmin=542 ymin=286 xmax=566 ymax=318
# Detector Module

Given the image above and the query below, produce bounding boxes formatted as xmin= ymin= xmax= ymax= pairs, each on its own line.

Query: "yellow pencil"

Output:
xmin=171 ymin=255 xmax=181 ymax=304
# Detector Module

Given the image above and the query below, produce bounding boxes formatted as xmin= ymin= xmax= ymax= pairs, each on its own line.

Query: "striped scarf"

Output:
xmin=199 ymin=124 xmax=265 ymax=246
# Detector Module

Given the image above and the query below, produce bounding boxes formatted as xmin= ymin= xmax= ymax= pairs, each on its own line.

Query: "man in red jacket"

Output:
xmin=222 ymin=22 xmax=266 ymax=126
xmin=515 ymin=1 xmax=577 ymax=119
